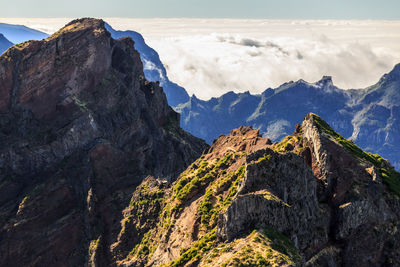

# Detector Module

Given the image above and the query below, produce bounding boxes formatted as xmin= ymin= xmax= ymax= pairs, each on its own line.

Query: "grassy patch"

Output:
xmin=253 ymin=154 xmax=272 ymax=164
xmin=127 ymin=151 xmax=247 ymax=264
xmin=89 ymin=238 xmax=100 ymax=258
xmin=14 ymin=40 xmax=32 ymax=50
xmin=262 ymin=227 xmax=299 ymax=261
xmin=128 ymin=231 xmax=151 ymax=258
xmin=72 ymin=96 xmax=88 ymax=111
xmin=173 ymin=153 xmax=236 ymax=209
xmin=380 ymin=168 xmax=400 ymax=196
xmin=216 ymin=229 xmax=300 ymax=267
xmin=198 ymin=165 xmax=246 ymax=229
xmin=18 ymin=195 xmax=30 ymax=210
xmin=272 ymin=132 xmax=303 ymax=155
xmin=257 ymin=191 xmax=291 ymax=207
xmin=169 ymin=228 xmax=217 ymax=267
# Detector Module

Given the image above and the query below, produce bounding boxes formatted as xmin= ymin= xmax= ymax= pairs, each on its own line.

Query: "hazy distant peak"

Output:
xmin=0 ymin=22 xmax=48 ymax=44
xmin=387 ymin=63 xmax=400 ymax=80
xmin=318 ymin=75 xmax=333 ymax=84
xmin=191 ymin=94 xmax=200 ymax=101
xmin=0 ymin=33 xmax=13 ymax=54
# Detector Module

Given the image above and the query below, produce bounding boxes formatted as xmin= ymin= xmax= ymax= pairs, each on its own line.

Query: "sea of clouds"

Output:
xmin=2 ymin=18 xmax=400 ymax=99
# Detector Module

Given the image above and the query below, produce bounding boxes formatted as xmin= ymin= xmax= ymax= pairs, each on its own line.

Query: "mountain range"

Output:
xmin=0 ymin=22 xmax=48 ymax=44
xmin=1 ymin=17 xmax=400 ymax=267
xmin=176 ymin=67 xmax=400 ymax=171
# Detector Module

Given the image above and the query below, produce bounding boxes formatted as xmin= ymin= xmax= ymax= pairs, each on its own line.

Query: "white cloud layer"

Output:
xmin=2 ymin=18 xmax=400 ymax=99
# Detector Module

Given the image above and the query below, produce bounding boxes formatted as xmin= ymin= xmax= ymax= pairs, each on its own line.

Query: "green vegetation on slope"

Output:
xmin=18 ymin=195 xmax=30 ymax=210
xmin=203 ymin=228 xmax=300 ymax=267
xmin=198 ymin=165 xmax=246 ymax=229
xmin=124 ymin=152 xmax=244 ymax=263
xmin=88 ymin=237 xmax=100 ymax=259
xmin=168 ymin=229 xmax=217 ymax=267
xmin=173 ymin=152 xmax=239 ymax=212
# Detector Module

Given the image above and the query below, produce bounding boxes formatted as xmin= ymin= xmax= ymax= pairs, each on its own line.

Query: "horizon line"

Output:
xmin=1 ymin=17 xmax=400 ymax=21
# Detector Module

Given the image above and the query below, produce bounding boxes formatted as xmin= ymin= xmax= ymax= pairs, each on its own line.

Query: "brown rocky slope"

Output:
xmin=117 ymin=114 xmax=400 ymax=267
xmin=0 ymin=18 xmax=207 ymax=266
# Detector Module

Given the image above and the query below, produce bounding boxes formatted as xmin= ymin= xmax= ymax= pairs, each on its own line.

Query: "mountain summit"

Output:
xmin=0 ymin=18 xmax=206 ymax=266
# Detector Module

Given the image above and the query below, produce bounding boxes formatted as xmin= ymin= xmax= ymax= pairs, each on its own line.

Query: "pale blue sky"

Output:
xmin=1 ymin=0 xmax=400 ymax=19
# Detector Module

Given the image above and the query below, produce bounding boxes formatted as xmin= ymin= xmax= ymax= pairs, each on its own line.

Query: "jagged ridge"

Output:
xmin=177 ymin=65 xmax=400 ymax=171
xmin=118 ymin=113 xmax=400 ymax=266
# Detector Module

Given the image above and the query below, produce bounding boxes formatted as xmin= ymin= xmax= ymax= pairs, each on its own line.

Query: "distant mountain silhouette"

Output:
xmin=0 ymin=22 xmax=48 ymax=44
xmin=0 ymin=33 xmax=13 ymax=54
xmin=105 ymin=23 xmax=190 ymax=107
xmin=177 ymin=64 xmax=400 ymax=170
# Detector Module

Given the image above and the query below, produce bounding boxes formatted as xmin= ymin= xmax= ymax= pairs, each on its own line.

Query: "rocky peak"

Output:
xmin=190 ymin=93 xmax=200 ymax=104
xmin=208 ymin=126 xmax=269 ymax=156
xmin=0 ymin=18 xmax=207 ymax=267
xmin=261 ymin=88 xmax=274 ymax=98
xmin=381 ymin=63 xmax=400 ymax=83
xmin=315 ymin=75 xmax=335 ymax=89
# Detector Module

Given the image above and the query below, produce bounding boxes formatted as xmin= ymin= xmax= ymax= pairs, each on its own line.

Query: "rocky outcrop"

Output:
xmin=301 ymin=113 xmax=400 ymax=266
xmin=215 ymin=114 xmax=400 ymax=266
xmin=217 ymin=149 xmax=329 ymax=256
xmin=0 ymin=18 xmax=206 ymax=267
xmin=107 ymin=113 xmax=400 ymax=266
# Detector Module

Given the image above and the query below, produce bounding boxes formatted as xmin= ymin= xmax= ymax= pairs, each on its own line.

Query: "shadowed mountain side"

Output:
xmin=0 ymin=18 xmax=206 ymax=267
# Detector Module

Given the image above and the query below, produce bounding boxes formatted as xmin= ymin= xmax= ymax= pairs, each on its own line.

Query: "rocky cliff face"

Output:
xmin=0 ymin=21 xmax=189 ymax=107
xmin=104 ymin=24 xmax=190 ymax=107
xmin=116 ymin=113 xmax=400 ymax=266
xmin=0 ymin=18 xmax=207 ymax=267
